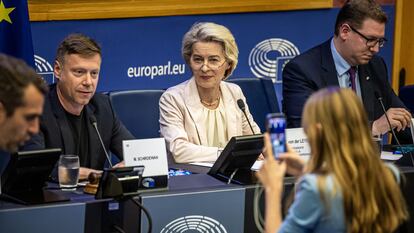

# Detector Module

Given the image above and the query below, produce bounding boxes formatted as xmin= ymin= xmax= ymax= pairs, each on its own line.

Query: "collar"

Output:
xmin=330 ymin=38 xmax=354 ymax=76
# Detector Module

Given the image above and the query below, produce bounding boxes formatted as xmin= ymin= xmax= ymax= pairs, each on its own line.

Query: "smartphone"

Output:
xmin=266 ymin=113 xmax=287 ymax=159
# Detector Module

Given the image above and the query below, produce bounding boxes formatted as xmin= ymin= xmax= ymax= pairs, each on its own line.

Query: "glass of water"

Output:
xmin=58 ymin=154 xmax=80 ymax=191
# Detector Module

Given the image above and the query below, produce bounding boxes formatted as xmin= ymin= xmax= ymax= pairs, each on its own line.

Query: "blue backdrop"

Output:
xmin=31 ymin=6 xmax=395 ymax=109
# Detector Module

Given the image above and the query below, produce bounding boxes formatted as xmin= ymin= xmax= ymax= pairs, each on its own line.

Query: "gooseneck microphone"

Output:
xmin=375 ymin=92 xmax=414 ymax=166
xmin=237 ymin=99 xmax=255 ymax=134
xmin=89 ymin=115 xmax=113 ymax=167
xmin=374 ymin=92 xmax=402 ymax=146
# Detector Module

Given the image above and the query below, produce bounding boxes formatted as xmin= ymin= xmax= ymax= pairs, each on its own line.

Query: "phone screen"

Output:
xmin=266 ymin=113 xmax=286 ymax=159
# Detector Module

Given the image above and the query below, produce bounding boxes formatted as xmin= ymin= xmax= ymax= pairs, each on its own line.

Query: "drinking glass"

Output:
xmin=372 ymin=136 xmax=382 ymax=155
xmin=58 ymin=154 xmax=80 ymax=191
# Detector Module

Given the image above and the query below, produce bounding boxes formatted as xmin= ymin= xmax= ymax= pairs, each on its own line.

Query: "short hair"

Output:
xmin=334 ymin=0 xmax=388 ymax=36
xmin=182 ymin=22 xmax=238 ymax=80
xmin=0 ymin=53 xmax=48 ymax=116
xmin=55 ymin=33 xmax=101 ymax=65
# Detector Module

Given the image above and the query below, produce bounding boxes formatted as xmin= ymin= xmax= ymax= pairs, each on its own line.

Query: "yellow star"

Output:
xmin=0 ymin=0 xmax=15 ymax=24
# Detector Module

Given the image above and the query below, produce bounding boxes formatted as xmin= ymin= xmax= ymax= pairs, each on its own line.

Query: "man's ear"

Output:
xmin=0 ymin=102 xmax=6 ymax=123
xmin=54 ymin=61 xmax=62 ymax=80
xmin=339 ymin=23 xmax=352 ymax=40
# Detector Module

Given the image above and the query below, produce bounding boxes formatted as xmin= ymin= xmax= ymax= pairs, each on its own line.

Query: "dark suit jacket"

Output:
xmin=283 ymin=39 xmax=411 ymax=143
xmin=25 ymin=84 xmax=134 ymax=169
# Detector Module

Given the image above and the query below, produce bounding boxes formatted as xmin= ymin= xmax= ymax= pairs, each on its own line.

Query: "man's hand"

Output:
xmin=372 ymin=108 xmax=412 ymax=136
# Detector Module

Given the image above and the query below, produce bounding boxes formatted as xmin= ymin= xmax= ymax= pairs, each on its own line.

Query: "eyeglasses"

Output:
xmin=349 ymin=25 xmax=387 ymax=48
xmin=190 ymin=56 xmax=227 ymax=71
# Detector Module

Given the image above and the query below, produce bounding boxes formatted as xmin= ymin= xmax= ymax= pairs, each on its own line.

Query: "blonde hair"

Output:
xmin=181 ymin=22 xmax=238 ymax=80
xmin=302 ymin=87 xmax=407 ymax=233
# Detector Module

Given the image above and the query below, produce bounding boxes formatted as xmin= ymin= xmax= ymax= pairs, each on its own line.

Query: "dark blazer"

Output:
xmin=25 ymin=84 xmax=134 ymax=169
xmin=283 ymin=39 xmax=411 ymax=142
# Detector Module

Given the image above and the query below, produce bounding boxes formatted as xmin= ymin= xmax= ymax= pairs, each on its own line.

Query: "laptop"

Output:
xmin=0 ymin=148 xmax=69 ymax=205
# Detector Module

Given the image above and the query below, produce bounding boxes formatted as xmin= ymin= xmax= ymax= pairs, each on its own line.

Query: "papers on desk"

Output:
xmin=189 ymin=162 xmax=214 ymax=168
xmin=251 ymin=160 xmax=263 ymax=171
xmin=381 ymin=151 xmax=402 ymax=161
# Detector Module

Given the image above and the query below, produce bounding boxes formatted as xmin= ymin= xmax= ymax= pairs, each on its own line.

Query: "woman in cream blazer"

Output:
xmin=159 ymin=22 xmax=260 ymax=163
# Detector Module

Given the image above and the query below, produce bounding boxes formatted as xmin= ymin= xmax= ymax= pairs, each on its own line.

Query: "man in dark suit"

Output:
xmin=0 ymin=54 xmax=47 ymax=172
xmin=25 ymin=34 xmax=134 ymax=179
xmin=283 ymin=0 xmax=412 ymax=142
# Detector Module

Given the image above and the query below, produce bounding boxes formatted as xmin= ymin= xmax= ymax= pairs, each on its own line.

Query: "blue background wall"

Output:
xmin=31 ymin=6 xmax=395 ymax=109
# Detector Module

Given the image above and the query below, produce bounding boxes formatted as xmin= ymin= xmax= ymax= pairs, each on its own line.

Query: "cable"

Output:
xmin=113 ymin=225 xmax=126 ymax=233
xmin=132 ymin=198 xmax=153 ymax=233
xmin=227 ymin=168 xmax=239 ymax=184
xmin=253 ymin=183 xmax=265 ymax=233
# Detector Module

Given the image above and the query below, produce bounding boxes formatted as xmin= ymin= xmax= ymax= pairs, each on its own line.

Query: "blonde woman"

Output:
xmin=159 ymin=22 xmax=259 ymax=163
xmin=257 ymin=87 xmax=407 ymax=233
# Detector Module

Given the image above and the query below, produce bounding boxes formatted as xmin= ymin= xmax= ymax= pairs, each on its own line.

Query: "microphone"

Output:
xmin=374 ymin=92 xmax=414 ymax=165
xmin=237 ymin=99 xmax=255 ymax=134
xmin=89 ymin=115 xmax=113 ymax=167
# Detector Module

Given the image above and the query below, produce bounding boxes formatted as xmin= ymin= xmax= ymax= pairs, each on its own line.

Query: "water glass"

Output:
xmin=58 ymin=154 xmax=80 ymax=190
xmin=372 ymin=136 xmax=382 ymax=155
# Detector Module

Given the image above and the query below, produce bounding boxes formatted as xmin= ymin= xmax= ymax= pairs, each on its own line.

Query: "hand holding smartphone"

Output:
xmin=266 ymin=113 xmax=287 ymax=159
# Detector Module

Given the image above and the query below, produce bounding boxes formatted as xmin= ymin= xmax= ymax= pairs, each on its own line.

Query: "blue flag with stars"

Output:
xmin=0 ymin=0 xmax=34 ymax=67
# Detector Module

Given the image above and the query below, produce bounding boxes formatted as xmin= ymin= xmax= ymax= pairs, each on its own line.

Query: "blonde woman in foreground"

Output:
xmin=257 ymin=87 xmax=407 ymax=233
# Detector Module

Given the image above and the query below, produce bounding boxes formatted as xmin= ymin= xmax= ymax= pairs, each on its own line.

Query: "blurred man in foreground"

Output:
xmin=0 ymin=53 xmax=47 ymax=171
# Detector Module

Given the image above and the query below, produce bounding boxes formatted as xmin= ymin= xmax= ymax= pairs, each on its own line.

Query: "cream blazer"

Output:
xmin=159 ymin=78 xmax=260 ymax=163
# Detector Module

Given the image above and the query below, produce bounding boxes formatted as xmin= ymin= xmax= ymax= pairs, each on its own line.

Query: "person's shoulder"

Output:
xmin=368 ymin=55 xmax=386 ymax=67
xmin=222 ymin=80 xmax=242 ymax=92
xmin=162 ymin=79 xmax=191 ymax=100
xmin=287 ymin=40 xmax=328 ymax=66
xmin=91 ymin=92 xmax=110 ymax=103
xmin=297 ymin=174 xmax=319 ymax=192
xmin=298 ymin=173 xmax=336 ymax=194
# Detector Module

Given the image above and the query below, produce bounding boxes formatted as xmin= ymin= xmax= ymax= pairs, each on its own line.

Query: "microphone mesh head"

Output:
xmin=237 ymin=99 xmax=245 ymax=111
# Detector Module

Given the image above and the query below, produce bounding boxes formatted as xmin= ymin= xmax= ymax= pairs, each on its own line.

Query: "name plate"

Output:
xmin=285 ymin=128 xmax=310 ymax=156
xmin=123 ymin=138 xmax=168 ymax=177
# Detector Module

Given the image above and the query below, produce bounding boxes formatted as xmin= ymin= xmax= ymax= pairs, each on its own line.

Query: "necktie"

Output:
xmin=348 ymin=66 xmax=357 ymax=91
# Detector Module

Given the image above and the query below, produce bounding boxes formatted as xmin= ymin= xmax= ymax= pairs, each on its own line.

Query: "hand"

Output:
xmin=79 ymin=167 xmax=102 ymax=181
xmin=256 ymin=133 xmax=287 ymax=192
xmin=278 ymin=144 xmax=305 ymax=177
xmin=372 ymin=108 xmax=412 ymax=135
xmin=113 ymin=161 xmax=125 ymax=168
xmin=257 ymin=153 xmax=265 ymax=161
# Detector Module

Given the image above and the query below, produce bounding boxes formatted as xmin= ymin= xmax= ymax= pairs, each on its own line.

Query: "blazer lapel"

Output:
xmin=50 ymin=87 xmax=75 ymax=154
xmin=320 ymin=39 xmax=340 ymax=87
xmin=184 ymin=78 xmax=207 ymax=145
xmin=358 ymin=65 xmax=375 ymax=118
xmin=221 ymin=82 xmax=238 ymax=138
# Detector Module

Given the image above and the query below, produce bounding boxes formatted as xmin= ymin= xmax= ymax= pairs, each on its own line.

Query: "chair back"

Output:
xmin=109 ymin=89 xmax=165 ymax=139
xmin=399 ymin=85 xmax=414 ymax=114
xmin=227 ymin=78 xmax=280 ymax=132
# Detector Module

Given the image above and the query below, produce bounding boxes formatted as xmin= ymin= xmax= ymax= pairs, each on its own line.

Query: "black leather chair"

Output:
xmin=227 ymin=77 xmax=280 ymax=132
xmin=109 ymin=89 xmax=165 ymax=139
xmin=399 ymin=85 xmax=414 ymax=114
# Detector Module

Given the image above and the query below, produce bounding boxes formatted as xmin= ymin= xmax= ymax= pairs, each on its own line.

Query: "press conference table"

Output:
xmin=1 ymin=164 xmax=414 ymax=233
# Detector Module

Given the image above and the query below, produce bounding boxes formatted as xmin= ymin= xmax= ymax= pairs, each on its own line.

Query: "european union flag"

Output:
xmin=0 ymin=0 xmax=34 ymax=67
